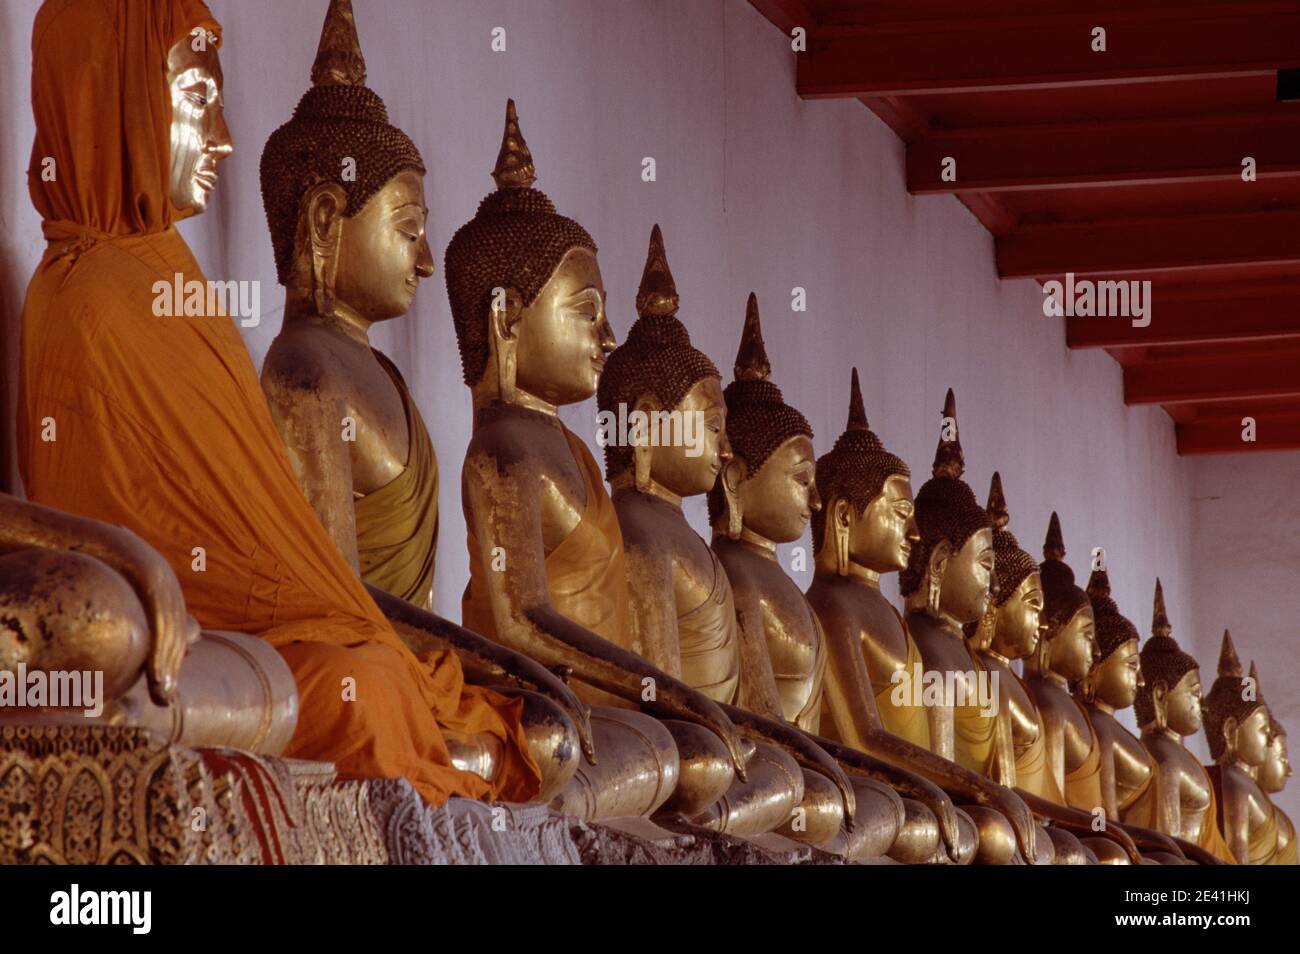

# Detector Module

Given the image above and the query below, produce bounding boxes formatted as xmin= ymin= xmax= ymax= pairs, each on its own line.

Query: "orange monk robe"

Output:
xmin=19 ymin=0 xmax=537 ymax=806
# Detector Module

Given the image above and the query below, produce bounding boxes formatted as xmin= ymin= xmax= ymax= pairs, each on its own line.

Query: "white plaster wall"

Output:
xmin=1190 ymin=451 xmax=1300 ymax=823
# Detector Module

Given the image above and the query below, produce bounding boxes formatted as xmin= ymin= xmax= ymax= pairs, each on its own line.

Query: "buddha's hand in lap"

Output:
xmin=94 ymin=526 xmax=199 ymax=705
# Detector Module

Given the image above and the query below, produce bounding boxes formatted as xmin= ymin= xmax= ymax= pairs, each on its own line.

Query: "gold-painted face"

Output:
xmin=737 ymin=435 xmax=820 ymax=544
xmin=166 ymin=35 xmax=232 ymax=213
xmin=848 ymin=474 xmax=916 ymax=573
xmin=1259 ymin=732 xmax=1292 ymax=793
xmin=515 ymin=247 xmax=614 ymax=405
xmin=647 ymin=377 xmax=729 ymax=497
xmin=1165 ymin=669 xmax=1203 ymax=735
xmin=1049 ymin=604 xmax=1096 ymax=683
xmin=938 ymin=527 xmax=994 ymax=624
xmin=334 ymin=170 xmax=434 ymax=322
xmin=1235 ymin=706 xmax=1272 ymax=767
xmin=990 ymin=571 xmax=1043 ymax=660
xmin=1091 ymin=638 xmax=1142 ymax=709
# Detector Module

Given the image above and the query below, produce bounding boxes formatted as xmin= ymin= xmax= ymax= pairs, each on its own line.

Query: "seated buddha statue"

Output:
xmin=257 ymin=0 xmax=595 ymax=805
xmin=1205 ymin=636 xmax=1279 ymax=864
xmin=1075 ymin=577 xmax=1203 ymax=863
xmin=1252 ymin=679 xmax=1296 ymax=864
xmin=261 ymin=0 xmax=440 ymax=609
xmin=446 ymin=100 xmax=749 ymax=821
xmin=19 ymin=0 xmax=558 ymax=809
xmin=596 ymin=229 xmax=871 ymax=845
xmin=703 ymin=301 xmax=989 ymax=862
xmin=0 ymin=493 xmax=296 ymax=754
xmin=1128 ymin=618 xmax=1236 ymax=861
xmin=806 ymin=374 xmax=1041 ymax=864
xmin=962 ymin=476 xmax=1111 ymax=864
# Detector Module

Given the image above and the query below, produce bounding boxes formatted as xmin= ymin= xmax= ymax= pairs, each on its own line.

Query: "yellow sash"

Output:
xmin=1271 ymin=808 xmax=1297 ymax=865
xmin=873 ymin=622 xmax=931 ymax=749
xmin=677 ymin=547 xmax=740 ymax=704
xmin=953 ymin=655 xmax=999 ymax=775
xmin=355 ymin=352 xmax=438 ymax=608
xmin=462 ymin=423 xmax=630 ymax=650
xmin=1063 ymin=713 xmax=1104 ymax=812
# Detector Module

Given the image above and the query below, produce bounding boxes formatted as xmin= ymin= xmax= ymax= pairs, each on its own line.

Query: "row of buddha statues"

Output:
xmin=1 ymin=0 xmax=1292 ymax=864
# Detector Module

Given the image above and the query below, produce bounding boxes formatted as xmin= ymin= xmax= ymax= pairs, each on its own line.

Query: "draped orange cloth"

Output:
xmin=19 ymin=0 xmax=538 ymax=807
xmin=463 ymin=423 xmax=631 ymax=649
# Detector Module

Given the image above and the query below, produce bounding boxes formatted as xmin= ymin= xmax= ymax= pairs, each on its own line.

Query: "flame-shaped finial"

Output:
xmin=931 ymin=388 xmax=965 ymax=479
xmin=311 ymin=0 xmax=367 ymax=87
xmin=1152 ymin=578 xmax=1171 ymax=638
xmin=491 ymin=99 xmax=537 ymax=190
xmin=846 ymin=367 xmax=869 ymax=432
xmin=1043 ymin=511 xmax=1066 ymax=562
xmin=734 ymin=293 xmax=771 ymax=382
xmin=1087 ymin=565 xmax=1112 ymax=600
xmin=986 ymin=472 xmax=1009 ymax=530
xmin=1218 ymin=629 xmax=1243 ymax=679
xmin=1250 ymin=660 xmax=1266 ymax=708
xmin=635 ymin=224 xmax=679 ymax=319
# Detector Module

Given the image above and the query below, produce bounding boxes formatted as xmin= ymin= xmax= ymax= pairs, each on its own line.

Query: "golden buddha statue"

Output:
xmin=1252 ymin=679 xmax=1296 ymax=864
xmin=961 ymin=475 xmax=1111 ymax=864
xmin=262 ymin=0 xmax=438 ymax=608
xmin=446 ymin=100 xmax=748 ymax=821
xmin=1072 ymin=576 xmax=1210 ymax=862
xmin=1128 ymin=613 xmax=1236 ymax=861
xmin=703 ymin=302 xmax=990 ymax=861
xmin=806 ymin=375 xmax=1043 ymax=864
xmin=253 ymin=0 xmax=610 ymax=808
xmin=1205 ymin=635 xmax=1279 ymax=863
xmin=597 ymin=233 xmax=868 ymax=845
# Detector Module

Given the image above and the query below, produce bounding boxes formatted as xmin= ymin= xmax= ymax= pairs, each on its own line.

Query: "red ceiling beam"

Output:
xmin=996 ymin=210 xmax=1300 ymax=279
xmin=747 ymin=0 xmax=816 ymax=35
xmin=796 ymin=9 xmax=1300 ymax=98
xmin=908 ymin=112 xmax=1300 ymax=194
xmin=1177 ymin=410 xmax=1300 ymax=453
xmin=1066 ymin=284 xmax=1300 ymax=348
xmin=1124 ymin=347 xmax=1300 ymax=404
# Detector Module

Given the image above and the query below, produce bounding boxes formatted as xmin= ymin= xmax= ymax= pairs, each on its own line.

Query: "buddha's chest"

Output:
xmin=345 ymin=360 xmax=411 ymax=494
xmin=908 ymin=615 xmax=974 ymax=675
xmin=857 ymin=594 xmax=910 ymax=684
xmin=1093 ymin=713 xmax=1153 ymax=798
xmin=1033 ymin=680 xmax=1093 ymax=767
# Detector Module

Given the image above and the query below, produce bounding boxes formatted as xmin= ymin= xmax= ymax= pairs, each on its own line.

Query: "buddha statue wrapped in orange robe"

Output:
xmin=18 ymin=0 xmax=540 ymax=807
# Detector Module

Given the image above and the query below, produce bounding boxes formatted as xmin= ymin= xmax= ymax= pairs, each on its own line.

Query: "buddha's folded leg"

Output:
xmin=1031 ymin=823 xmax=1057 ymax=864
xmin=1045 ymin=826 xmax=1092 ymax=865
xmin=962 ymin=804 xmax=1018 ymax=865
xmin=116 ymin=630 xmax=298 ymax=754
xmin=441 ymin=689 xmax=581 ymax=807
xmin=552 ymin=707 xmax=680 ymax=821
xmin=690 ymin=741 xmax=804 ymax=837
xmin=1082 ymin=836 xmax=1132 ymax=864
xmin=776 ymin=768 xmax=845 ymax=848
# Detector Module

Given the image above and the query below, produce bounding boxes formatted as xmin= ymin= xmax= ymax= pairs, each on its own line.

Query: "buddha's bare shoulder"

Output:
xmin=464 ymin=405 xmax=572 ymax=475
xmin=262 ymin=322 xmax=358 ymax=398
